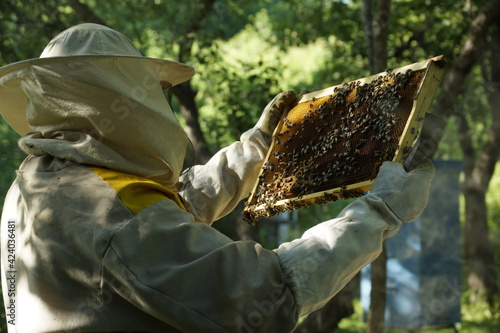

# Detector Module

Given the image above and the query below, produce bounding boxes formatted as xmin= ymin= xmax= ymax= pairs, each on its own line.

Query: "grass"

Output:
xmin=334 ymin=295 xmax=499 ymax=333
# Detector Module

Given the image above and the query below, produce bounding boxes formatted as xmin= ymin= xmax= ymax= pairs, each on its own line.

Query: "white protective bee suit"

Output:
xmin=0 ymin=24 xmax=435 ymax=333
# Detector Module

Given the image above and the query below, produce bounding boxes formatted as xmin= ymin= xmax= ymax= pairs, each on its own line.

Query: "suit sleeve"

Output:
xmin=178 ymin=127 xmax=269 ymax=224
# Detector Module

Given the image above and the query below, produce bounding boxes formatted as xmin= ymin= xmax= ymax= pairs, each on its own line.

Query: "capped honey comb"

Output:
xmin=243 ymin=56 xmax=447 ymax=224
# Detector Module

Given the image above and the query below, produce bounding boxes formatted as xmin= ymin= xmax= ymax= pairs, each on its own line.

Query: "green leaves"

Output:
xmin=194 ymin=37 xmax=281 ymax=149
xmin=0 ymin=119 xmax=25 ymax=209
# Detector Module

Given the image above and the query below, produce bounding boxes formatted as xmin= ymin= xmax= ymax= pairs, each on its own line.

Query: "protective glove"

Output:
xmin=370 ymin=158 xmax=435 ymax=222
xmin=255 ymin=90 xmax=297 ymax=137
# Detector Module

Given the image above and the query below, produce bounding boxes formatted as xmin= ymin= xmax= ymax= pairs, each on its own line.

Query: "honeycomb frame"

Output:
xmin=243 ymin=56 xmax=447 ymax=224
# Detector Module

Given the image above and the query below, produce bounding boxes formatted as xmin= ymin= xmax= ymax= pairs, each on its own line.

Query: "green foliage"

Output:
xmin=263 ymin=0 xmax=364 ymax=50
xmin=334 ymin=295 xmax=500 ymax=333
xmin=486 ymin=162 xmax=500 ymax=270
xmin=388 ymin=0 xmax=469 ymax=62
xmin=0 ymin=0 xmax=81 ymax=65
xmin=0 ymin=119 xmax=24 ymax=209
xmin=193 ymin=31 xmax=283 ymax=149
xmin=433 ymin=62 xmax=492 ymax=162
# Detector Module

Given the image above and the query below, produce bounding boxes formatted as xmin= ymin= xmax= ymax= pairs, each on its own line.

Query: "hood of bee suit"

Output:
xmin=0 ymin=23 xmax=196 ymax=188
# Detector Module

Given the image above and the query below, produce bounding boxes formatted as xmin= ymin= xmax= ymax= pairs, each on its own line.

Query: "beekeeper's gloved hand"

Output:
xmin=255 ymin=91 xmax=297 ymax=137
xmin=371 ymin=158 xmax=435 ymax=222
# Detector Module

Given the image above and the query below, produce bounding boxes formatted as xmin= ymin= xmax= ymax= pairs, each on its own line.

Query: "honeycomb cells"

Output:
xmin=244 ymin=68 xmax=425 ymax=224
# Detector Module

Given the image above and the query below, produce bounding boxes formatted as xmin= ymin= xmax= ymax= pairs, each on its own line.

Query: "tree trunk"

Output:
xmin=362 ymin=1 xmax=391 ymax=332
xmin=432 ymin=0 xmax=500 ymax=308
xmin=366 ymin=243 xmax=387 ymax=333
xmin=371 ymin=0 xmax=390 ymax=74
xmin=361 ymin=0 xmax=374 ymax=71
xmin=173 ymin=82 xmax=213 ymax=164
xmin=293 ymin=276 xmax=358 ymax=333
xmin=459 ymin=19 xmax=500 ymax=308
xmin=461 ymin=184 xmax=498 ymax=306
xmin=167 ymin=0 xmax=217 ymax=165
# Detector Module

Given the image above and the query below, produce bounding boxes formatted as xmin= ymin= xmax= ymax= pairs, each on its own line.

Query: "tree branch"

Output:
xmin=475 ymin=20 xmax=500 ymax=189
xmin=171 ymin=0 xmax=217 ymax=164
xmin=177 ymin=0 xmax=216 ymax=62
xmin=434 ymin=0 xmax=500 ymax=121
xmin=66 ymin=0 xmax=105 ymax=25
xmin=455 ymin=111 xmax=475 ymax=177
xmin=173 ymin=82 xmax=212 ymax=164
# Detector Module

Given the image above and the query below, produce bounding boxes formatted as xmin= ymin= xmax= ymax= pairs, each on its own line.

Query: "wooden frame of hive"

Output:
xmin=243 ymin=56 xmax=447 ymax=224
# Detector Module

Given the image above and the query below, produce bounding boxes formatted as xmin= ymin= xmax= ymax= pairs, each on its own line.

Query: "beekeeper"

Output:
xmin=0 ymin=23 xmax=434 ymax=332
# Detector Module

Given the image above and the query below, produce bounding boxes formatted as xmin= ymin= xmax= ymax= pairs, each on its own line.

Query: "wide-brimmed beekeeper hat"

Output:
xmin=0 ymin=23 xmax=195 ymax=135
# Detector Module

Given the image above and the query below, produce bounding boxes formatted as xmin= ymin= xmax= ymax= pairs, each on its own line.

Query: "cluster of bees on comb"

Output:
xmin=243 ymin=68 xmax=425 ymax=224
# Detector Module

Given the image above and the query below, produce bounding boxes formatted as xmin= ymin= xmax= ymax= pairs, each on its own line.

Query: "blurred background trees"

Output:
xmin=0 ymin=0 xmax=499 ymax=332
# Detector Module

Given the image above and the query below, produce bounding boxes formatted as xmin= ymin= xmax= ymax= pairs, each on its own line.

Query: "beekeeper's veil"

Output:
xmin=0 ymin=23 xmax=195 ymax=188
